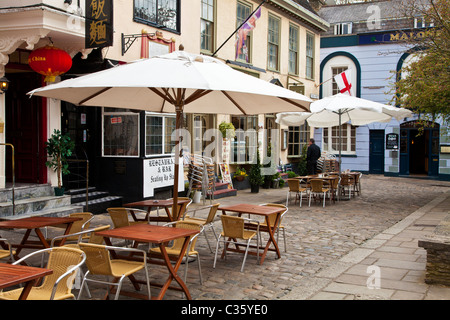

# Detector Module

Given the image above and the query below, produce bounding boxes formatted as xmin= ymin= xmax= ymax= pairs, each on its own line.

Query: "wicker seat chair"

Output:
xmin=0 ymin=237 xmax=15 ymax=262
xmin=149 ymin=221 xmax=204 ymax=284
xmin=308 ymin=179 xmax=330 ymax=208
xmin=182 ymin=203 xmax=220 ymax=252
xmin=339 ymin=174 xmax=353 ymax=199
xmin=0 ymin=247 xmax=86 ymax=300
xmin=286 ymin=179 xmax=308 ymax=207
xmin=78 ymin=243 xmax=151 ymax=300
xmin=259 ymin=203 xmax=288 ymax=252
xmin=166 ymin=197 xmax=193 ymax=221
xmin=48 ymin=212 xmax=94 ymax=245
xmin=107 ymin=207 xmax=148 ymax=229
xmin=213 ymin=215 xmax=260 ymax=272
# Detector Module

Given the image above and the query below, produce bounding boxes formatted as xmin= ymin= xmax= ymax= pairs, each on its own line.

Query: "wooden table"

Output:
xmin=124 ymin=199 xmax=191 ymax=223
xmin=95 ymin=223 xmax=199 ymax=300
xmin=218 ymin=204 xmax=286 ymax=265
xmin=0 ymin=217 xmax=81 ymax=259
xmin=0 ymin=262 xmax=52 ymax=300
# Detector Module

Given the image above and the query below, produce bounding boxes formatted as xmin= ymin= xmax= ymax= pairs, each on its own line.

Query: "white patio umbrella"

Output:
xmin=28 ymin=50 xmax=312 ymax=214
xmin=276 ymin=93 xmax=412 ymax=167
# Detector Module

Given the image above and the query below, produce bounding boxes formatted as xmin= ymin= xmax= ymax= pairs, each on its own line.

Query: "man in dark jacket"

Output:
xmin=306 ymin=138 xmax=321 ymax=175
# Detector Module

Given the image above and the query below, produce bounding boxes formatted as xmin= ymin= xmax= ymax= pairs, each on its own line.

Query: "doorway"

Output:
xmin=5 ymin=72 xmax=46 ymax=184
xmin=399 ymin=121 xmax=440 ymax=176
xmin=369 ymin=130 xmax=385 ymax=174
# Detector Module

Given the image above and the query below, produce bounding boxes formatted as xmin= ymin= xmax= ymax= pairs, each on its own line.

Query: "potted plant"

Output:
xmin=45 ymin=129 xmax=75 ymax=196
xmin=248 ymin=147 xmax=264 ymax=193
xmin=218 ymin=121 xmax=235 ymax=139
xmin=233 ymin=167 xmax=247 ymax=181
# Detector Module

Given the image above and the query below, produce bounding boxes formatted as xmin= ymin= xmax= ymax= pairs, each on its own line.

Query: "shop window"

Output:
xmin=323 ymin=124 xmax=356 ymax=154
xmin=288 ymin=124 xmax=309 ymax=157
xmin=103 ymin=108 xmax=139 ymax=157
xmin=231 ymin=115 xmax=258 ymax=163
xmin=145 ymin=113 xmax=176 ymax=156
xmin=134 ymin=0 xmax=180 ymax=32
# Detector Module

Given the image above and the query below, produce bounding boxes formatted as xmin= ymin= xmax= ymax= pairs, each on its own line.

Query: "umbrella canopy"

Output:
xmin=29 ymin=50 xmax=312 ymax=214
xmin=28 ymin=50 xmax=311 ymax=114
xmin=276 ymin=93 xmax=412 ymax=128
xmin=276 ymin=93 xmax=413 ymax=169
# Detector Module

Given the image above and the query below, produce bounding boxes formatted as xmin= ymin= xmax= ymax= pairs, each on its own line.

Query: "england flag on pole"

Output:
xmin=334 ymin=69 xmax=352 ymax=96
xmin=235 ymin=7 xmax=262 ymax=61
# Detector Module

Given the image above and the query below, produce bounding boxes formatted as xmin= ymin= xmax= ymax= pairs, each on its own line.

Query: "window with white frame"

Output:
xmin=306 ymin=33 xmax=314 ymax=79
xmin=236 ymin=1 xmax=252 ymax=62
xmin=414 ymin=16 xmax=434 ymax=28
xmin=334 ymin=22 xmax=353 ymax=35
xmin=332 ymin=66 xmax=348 ymax=95
xmin=289 ymin=24 xmax=299 ymax=75
xmin=287 ymin=123 xmax=309 ymax=157
xmin=323 ymin=124 xmax=356 ymax=154
xmin=201 ymin=0 xmax=215 ymax=53
xmin=231 ymin=115 xmax=258 ymax=163
xmin=145 ymin=113 xmax=176 ymax=156
xmin=268 ymin=14 xmax=280 ymax=71
xmin=103 ymin=108 xmax=140 ymax=157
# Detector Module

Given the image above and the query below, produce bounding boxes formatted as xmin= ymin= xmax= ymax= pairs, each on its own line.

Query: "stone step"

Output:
xmin=0 ymin=205 xmax=85 ymax=220
xmin=0 ymin=184 xmax=54 ymax=202
xmin=75 ymin=195 xmax=123 ymax=214
xmin=0 ymin=195 xmax=73 ymax=218
xmin=70 ymin=191 xmax=111 ymax=204
xmin=207 ymin=188 xmax=237 ymax=199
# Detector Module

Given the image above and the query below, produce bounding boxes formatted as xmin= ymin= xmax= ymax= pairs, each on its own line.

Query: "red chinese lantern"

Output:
xmin=28 ymin=45 xmax=72 ymax=82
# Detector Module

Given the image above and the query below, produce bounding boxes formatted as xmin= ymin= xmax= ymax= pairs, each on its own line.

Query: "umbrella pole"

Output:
xmin=339 ymin=111 xmax=342 ymax=172
xmin=172 ymin=106 xmax=183 ymax=220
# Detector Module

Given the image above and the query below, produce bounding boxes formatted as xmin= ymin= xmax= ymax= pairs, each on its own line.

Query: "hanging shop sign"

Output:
xmin=28 ymin=45 xmax=72 ymax=82
xmin=386 ymin=133 xmax=399 ymax=150
xmin=85 ymin=0 xmax=114 ymax=48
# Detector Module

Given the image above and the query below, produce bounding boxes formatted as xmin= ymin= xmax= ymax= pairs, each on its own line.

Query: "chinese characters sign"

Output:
xmin=85 ymin=0 xmax=113 ymax=48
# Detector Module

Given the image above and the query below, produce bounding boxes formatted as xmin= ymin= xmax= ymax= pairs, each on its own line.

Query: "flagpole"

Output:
xmin=212 ymin=0 xmax=267 ymax=57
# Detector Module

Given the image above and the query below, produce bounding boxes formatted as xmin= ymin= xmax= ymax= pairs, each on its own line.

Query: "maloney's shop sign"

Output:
xmin=359 ymin=29 xmax=432 ymax=45
xmin=85 ymin=0 xmax=114 ymax=48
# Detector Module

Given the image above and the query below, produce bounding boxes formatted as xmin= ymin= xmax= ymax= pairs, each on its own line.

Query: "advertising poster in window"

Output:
xmin=143 ymin=157 xmax=184 ymax=198
xmin=85 ymin=0 xmax=114 ymax=48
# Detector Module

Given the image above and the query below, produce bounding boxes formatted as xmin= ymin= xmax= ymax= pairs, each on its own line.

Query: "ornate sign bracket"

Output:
xmin=121 ymin=33 xmax=151 ymax=56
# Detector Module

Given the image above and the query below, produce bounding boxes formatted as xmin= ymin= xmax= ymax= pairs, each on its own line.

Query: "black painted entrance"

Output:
xmin=369 ymin=130 xmax=385 ymax=174
xmin=399 ymin=121 xmax=440 ymax=176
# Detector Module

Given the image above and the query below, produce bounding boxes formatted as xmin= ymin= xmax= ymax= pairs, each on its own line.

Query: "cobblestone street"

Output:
xmin=2 ymin=175 xmax=450 ymax=301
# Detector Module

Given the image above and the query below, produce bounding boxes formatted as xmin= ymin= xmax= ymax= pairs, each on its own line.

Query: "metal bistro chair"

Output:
xmin=182 ymin=203 xmax=220 ymax=253
xmin=0 ymin=236 xmax=15 ymax=262
xmin=309 ymin=179 xmax=330 ymax=208
xmin=0 ymin=247 xmax=86 ymax=300
xmin=259 ymin=203 xmax=289 ymax=253
xmin=286 ymin=179 xmax=308 ymax=207
xmin=166 ymin=197 xmax=193 ymax=221
xmin=149 ymin=221 xmax=204 ymax=285
xmin=214 ymin=215 xmax=260 ymax=272
xmin=339 ymin=174 xmax=353 ymax=199
xmin=107 ymin=207 xmax=148 ymax=229
xmin=78 ymin=243 xmax=151 ymax=300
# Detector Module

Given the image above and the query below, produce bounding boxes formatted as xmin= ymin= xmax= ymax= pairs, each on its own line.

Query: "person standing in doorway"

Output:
xmin=307 ymin=138 xmax=321 ymax=175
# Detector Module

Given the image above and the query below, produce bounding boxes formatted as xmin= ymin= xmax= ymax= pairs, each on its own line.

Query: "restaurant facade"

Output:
xmin=0 ymin=0 xmax=329 ymax=204
xmin=317 ymin=0 xmax=449 ymax=180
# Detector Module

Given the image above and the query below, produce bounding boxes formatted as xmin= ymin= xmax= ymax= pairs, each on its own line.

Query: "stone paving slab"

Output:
xmin=1 ymin=175 xmax=450 ymax=301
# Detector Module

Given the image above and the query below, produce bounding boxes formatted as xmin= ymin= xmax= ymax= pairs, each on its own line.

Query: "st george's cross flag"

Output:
xmin=235 ymin=7 xmax=262 ymax=61
xmin=334 ymin=69 xmax=352 ymax=96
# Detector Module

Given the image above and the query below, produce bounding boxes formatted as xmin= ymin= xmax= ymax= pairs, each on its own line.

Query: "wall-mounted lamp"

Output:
xmin=0 ymin=77 xmax=10 ymax=94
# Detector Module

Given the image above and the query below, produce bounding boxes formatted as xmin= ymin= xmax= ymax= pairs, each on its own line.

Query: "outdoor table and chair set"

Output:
xmin=0 ymin=194 xmax=289 ymax=301
xmin=286 ymin=171 xmax=362 ymax=208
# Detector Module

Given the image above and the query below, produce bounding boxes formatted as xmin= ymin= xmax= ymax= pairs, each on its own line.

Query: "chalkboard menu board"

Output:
xmin=386 ymin=133 xmax=399 ymax=150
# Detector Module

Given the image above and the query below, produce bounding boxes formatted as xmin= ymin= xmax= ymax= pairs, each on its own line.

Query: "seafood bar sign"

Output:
xmin=143 ymin=157 xmax=184 ymax=197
